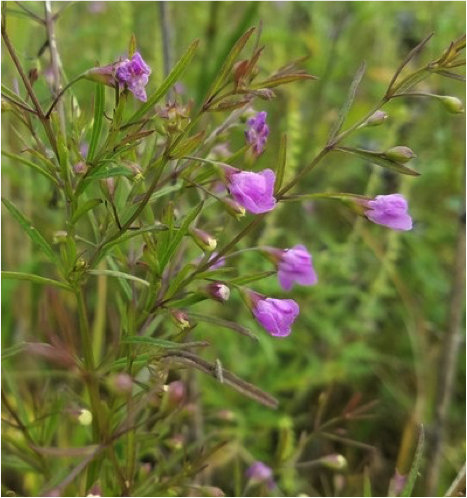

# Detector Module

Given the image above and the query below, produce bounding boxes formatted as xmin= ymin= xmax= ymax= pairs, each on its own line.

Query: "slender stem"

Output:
xmin=45 ymin=74 xmax=84 ymax=118
xmin=44 ymin=0 xmax=66 ymax=136
xmin=1 ymin=18 xmax=58 ymax=155
xmin=76 ymin=287 xmax=102 ymax=441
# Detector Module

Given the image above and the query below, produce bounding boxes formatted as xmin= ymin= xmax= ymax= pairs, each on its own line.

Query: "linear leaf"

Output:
xmin=205 ymin=27 xmax=256 ymax=103
xmin=127 ymin=39 xmax=200 ymax=124
xmin=328 ymin=62 xmax=366 ymax=142
xmin=401 ymin=426 xmax=425 ymax=497
xmin=251 ymin=73 xmax=317 ymax=90
xmin=71 ymin=198 xmax=102 ymax=224
xmin=159 ymin=201 xmax=203 ymax=270
xmin=1 ymin=198 xmax=60 ymax=265
xmin=88 ymin=83 xmax=105 ymax=162
xmin=335 ymin=147 xmax=420 ymax=176
xmin=123 ymin=337 xmax=209 ymax=349
xmin=228 ymin=270 xmax=276 ymax=286
xmin=87 ymin=269 xmax=150 ymax=287
xmin=1 ymin=84 xmax=33 ymax=110
xmin=1 ymin=342 xmax=26 ymax=361
xmin=2 ymin=271 xmax=72 ymax=291
xmin=169 ymin=131 xmax=205 ymax=159
xmin=164 ymin=263 xmax=196 ymax=300
xmin=189 ymin=312 xmax=258 ymax=341
xmin=275 ymin=134 xmax=287 ymax=194
xmin=2 ymin=150 xmax=59 ymax=186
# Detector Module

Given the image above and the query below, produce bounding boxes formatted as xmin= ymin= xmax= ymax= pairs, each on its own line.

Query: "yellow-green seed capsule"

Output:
xmin=384 ymin=146 xmax=416 ymax=164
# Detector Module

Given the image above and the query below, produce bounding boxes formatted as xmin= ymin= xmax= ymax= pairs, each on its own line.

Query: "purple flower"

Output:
xmin=252 ymin=297 xmax=299 ymax=337
xmin=278 ymin=245 xmax=318 ymax=291
xmin=116 ymin=52 xmax=151 ymax=102
xmin=246 ymin=462 xmax=275 ymax=488
xmin=364 ymin=194 xmax=413 ymax=231
xmin=227 ymin=169 xmax=276 ymax=214
xmin=245 ymin=111 xmax=270 ymax=155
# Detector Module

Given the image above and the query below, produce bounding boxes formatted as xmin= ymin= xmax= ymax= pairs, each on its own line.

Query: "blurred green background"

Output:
xmin=2 ymin=2 xmax=465 ymax=497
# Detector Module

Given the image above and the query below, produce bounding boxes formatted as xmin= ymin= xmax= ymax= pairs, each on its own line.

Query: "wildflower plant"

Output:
xmin=1 ymin=3 xmax=465 ymax=496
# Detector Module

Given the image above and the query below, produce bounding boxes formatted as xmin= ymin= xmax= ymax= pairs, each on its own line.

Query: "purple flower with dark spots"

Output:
xmin=116 ymin=52 xmax=151 ymax=102
xmin=246 ymin=462 xmax=275 ymax=488
xmin=252 ymin=296 xmax=299 ymax=337
xmin=245 ymin=111 xmax=270 ymax=155
xmin=364 ymin=194 xmax=413 ymax=231
xmin=227 ymin=169 xmax=276 ymax=214
xmin=278 ymin=245 xmax=318 ymax=291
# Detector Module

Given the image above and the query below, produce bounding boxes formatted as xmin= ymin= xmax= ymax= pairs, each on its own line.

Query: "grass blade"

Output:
xmin=87 ymin=269 xmax=150 ymax=287
xmin=87 ymin=83 xmax=105 ymax=162
xmin=127 ymin=39 xmax=200 ymax=124
xmin=401 ymin=426 xmax=425 ymax=497
xmin=275 ymin=133 xmax=287 ymax=194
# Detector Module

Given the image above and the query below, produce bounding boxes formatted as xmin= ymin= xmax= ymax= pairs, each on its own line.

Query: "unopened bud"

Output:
xmin=1 ymin=99 xmax=12 ymax=112
xmin=223 ymin=198 xmax=246 ymax=220
xmin=438 ymin=95 xmax=464 ymax=114
xmin=170 ymin=310 xmax=191 ymax=330
xmin=74 ymin=161 xmax=88 ymax=175
xmin=364 ymin=110 xmax=388 ymax=127
xmin=318 ymin=454 xmax=347 ymax=471
xmin=110 ymin=373 xmax=133 ymax=394
xmin=206 ymin=282 xmax=230 ymax=303
xmin=52 ymin=230 xmax=68 ymax=244
xmin=77 ymin=409 xmax=93 ymax=426
xmin=384 ymin=146 xmax=416 ymax=164
xmin=84 ymin=65 xmax=116 ymax=87
xmin=190 ymin=228 xmax=217 ymax=252
xmin=167 ymin=380 xmax=186 ymax=406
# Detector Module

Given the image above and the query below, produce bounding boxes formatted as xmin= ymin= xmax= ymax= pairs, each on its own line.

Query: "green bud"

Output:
xmin=190 ymin=228 xmax=217 ymax=252
xmin=318 ymin=454 xmax=347 ymax=471
xmin=77 ymin=409 xmax=93 ymax=426
xmin=384 ymin=146 xmax=416 ymax=164
xmin=52 ymin=230 xmax=68 ymax=244
xmin=364 ymin=110 xmax=388 ymax=127
xmin=439 ymin=95 xmax=464 ymax=114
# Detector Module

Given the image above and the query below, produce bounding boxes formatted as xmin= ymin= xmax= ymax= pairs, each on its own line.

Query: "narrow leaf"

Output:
xmin=159 ymin=201 xmax=203 ymax=270
xmin=1 ymin=198 xmax=60 ymax=265
xmin=169 ymin=131 xmax=205 ymax=159
xmin=228 ymin=270 xmax=276 ymax=286
xmin=2 ymin=271 xmax=72 ymax=291
xmin=127 ymin=39 xmax=200 ymax=124
xmin=2 ymin=150 xmax=59 ymax=186
xmin=164 ymin=263 xmax=196 ymax=300
xmin=88 ymin=83 xmax=105 ymax=162
xmin=401 ymin=426 xmax=425 ymax=497
xmin=328 ymin=62 xmax=366 ymax=142
xmin=71 ymin=198 xmax=102 ymax=224
xmin=1 ymin=342 xmax=26 ymax=361
xmin=251 ymin=73 xmax=317 ymax=90
xmin=205 ymin=27 xmax=256 ymax=103
xmin=275 ymin=134 xmax=287 ymax=194
xmin=335 ymin=147 xmax=420 ymax=176
xmin=188 ymin=312 xmax=258 ymax=341
xmin=87 ymin=269 xmax=150 ymax=287
xmin=363 ymin=467 xmax=372 ymax=497
xmin=123 ymin=337 xmax=209 ymax=349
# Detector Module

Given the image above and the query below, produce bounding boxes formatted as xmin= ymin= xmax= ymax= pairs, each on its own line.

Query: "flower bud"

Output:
xmin=109 ymin=373 xmax=133 ymax=394
xmin=318 ymin=454 xmax=347 ymax=471
xmin=364 ymin=110 xmax=388 ymax=127
xmin=52 ymin=230 xmax=68 ymax=244
xmin=190 ymin=228 xmax=217 ymax=252
xmin=206 ymin=282 xmax=230 ymax=303
xmin=170 ymin=310 xmax=191 ymax=330
xmin=223 ymin=198 xmax=246 ymax=220
xmin=84 ymin=65 xmax=116 ymax=87
xmin=74 ymin=161 xmax=88 ymax=175
xmin=1 ymin=99 xmax=12 ymax=112
xmin=167 ymin=380 xmax=186 ymax=406
xmin=383 ymin=146 xmax=416 ymax=164
xmin=438 ymin=95 xmax=464 ymax=114
xmin=77 ymin=409 xmax=93 ymax=426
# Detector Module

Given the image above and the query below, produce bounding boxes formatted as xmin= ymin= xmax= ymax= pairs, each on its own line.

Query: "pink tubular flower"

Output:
xmin=246 ymin=462 xmax=275 ymax=488
xmin=252 ymin=297 xmax=299 ymax=337
xmin=364 ymin=194 xmax=413 ymax=231
xmin=278 ymin=245 xmax=318 ymax=291
xmin=116 ymin=52 xmax=151 ymax=102
xmin=245 ymin=112 xmax=270 ymax=155
xmin=227 ymin=169 xmax=276 ymax=214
